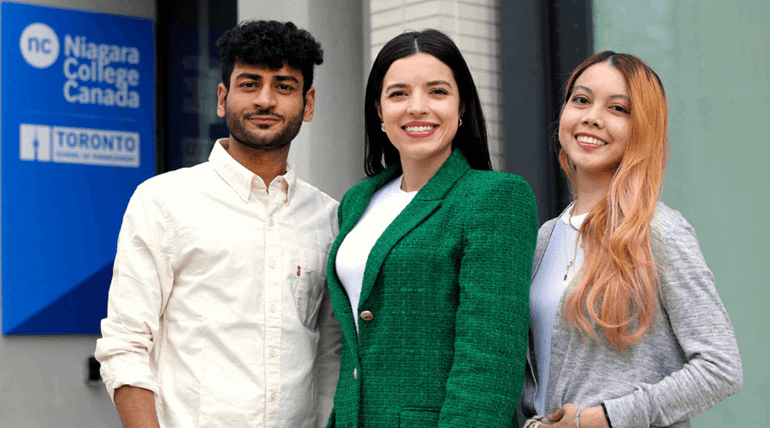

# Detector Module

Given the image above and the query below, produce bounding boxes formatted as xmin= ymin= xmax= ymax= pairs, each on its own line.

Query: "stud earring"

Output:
xmin=381 ymin=121 xmax=386 ymax=132
xmin=458 ymin=119 xmax=463 ymax=127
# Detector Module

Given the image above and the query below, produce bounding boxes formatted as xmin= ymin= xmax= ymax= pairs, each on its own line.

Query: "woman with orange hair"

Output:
xmin=518 ymin=51 xmax=743 ymax=428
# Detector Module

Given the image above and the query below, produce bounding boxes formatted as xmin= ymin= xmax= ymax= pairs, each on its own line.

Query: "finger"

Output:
xmin=547 ymin=408 xmax=564 ymax=422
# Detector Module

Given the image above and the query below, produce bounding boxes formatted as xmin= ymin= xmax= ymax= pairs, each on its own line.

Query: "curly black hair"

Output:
xmin=216 ymin=20 xmax=323 ymax=94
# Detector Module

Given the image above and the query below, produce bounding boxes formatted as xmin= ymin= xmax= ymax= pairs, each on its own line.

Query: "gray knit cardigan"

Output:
xmin=518 ymin=202 xmax=743 ymax=428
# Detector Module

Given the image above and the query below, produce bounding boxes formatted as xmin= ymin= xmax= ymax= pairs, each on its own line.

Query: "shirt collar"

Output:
xmin=209 ymin=139 xmax=296 ymax=205
xmin=559 ymin=201 xmax=587 ymax=229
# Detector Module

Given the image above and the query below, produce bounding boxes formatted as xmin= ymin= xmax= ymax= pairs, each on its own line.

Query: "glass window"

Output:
xmin=157 ymin=0 xmax=237 ymax=172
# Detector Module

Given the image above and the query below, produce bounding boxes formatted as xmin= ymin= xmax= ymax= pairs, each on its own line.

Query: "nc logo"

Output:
xmin=20 ymin=124 xmax=51 ymax=162
xmin=20 ymin=23 xmax=59 ymax=69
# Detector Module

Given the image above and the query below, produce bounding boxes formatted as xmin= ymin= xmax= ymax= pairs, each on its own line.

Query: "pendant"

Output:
xmin=564 ymin=260 xmax=574 ymax=281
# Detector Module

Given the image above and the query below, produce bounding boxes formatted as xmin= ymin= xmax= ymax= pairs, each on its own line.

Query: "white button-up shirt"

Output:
xmin=95 ymin=140 xmax=342 ymax=428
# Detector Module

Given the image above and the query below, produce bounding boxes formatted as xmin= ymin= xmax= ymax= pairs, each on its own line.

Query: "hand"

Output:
xmin=546 ymin=403 xmax=578 ymax=427
xmin=546 ymin=404 xmax=609 ymax=428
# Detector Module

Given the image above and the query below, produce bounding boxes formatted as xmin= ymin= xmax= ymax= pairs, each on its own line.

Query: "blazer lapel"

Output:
xmin=337 ymin=167 xmax=400 ymax=241
xmin=359 ymin=198 xmax=442 ymax=304
xmin=359 ymin=149 xmax=470 ymax=307
xmin=326 ymin=165 xmax=400 ymax=354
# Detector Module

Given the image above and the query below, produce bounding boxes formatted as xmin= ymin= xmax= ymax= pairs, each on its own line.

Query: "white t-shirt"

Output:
xmin=529 ymin=203 xmax=587 ymax=415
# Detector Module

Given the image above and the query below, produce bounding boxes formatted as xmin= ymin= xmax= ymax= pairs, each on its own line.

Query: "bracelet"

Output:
xmin=574 ymin=406 xmax=586 ymax=428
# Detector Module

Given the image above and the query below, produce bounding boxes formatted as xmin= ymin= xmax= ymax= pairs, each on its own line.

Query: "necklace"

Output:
xmin=562 ymin=207 xmax=579 ymax=281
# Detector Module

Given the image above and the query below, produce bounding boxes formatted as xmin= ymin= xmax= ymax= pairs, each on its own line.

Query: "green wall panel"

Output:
xmin=593 ymin=1 xmax=769 ymax=426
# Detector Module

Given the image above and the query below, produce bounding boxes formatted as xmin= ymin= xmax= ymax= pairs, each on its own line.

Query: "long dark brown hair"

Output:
xmin=364 ymin=29 xmax=492 ymax=176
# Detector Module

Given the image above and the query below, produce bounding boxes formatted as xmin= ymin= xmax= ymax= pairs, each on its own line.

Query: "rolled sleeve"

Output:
xmin=94 ymin=185 xmax=174 ymax=401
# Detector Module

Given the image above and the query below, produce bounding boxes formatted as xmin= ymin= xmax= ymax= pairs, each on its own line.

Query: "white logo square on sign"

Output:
xmin=20 ymin=124 xmax=51 ymax=162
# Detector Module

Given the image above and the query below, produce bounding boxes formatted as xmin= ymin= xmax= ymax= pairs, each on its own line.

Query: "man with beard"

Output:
xmin=95 ymin=21 xmax=341 ymax=428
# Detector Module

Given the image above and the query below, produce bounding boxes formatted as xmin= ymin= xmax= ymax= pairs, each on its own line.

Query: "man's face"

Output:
xmin=217 ymin=61 xmax=315 ymax=151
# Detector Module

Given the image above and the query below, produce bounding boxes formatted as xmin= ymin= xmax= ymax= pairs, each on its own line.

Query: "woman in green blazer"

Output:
xmin=326 ymin=29 xmax=538 ymax=428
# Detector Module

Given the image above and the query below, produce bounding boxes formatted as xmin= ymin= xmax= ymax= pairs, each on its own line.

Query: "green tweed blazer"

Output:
xmin=326 ymin=149 xmax=538 ymax=428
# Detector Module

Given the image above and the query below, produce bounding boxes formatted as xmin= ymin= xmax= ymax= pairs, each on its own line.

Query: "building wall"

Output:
xmin=369 ymin=0 xmax=504 ymax=170
xmin=0 ymin=1 xmax=154 ymax=427
xmin=238 ymin=0 xmax=366 ymax=202
xmin=5 ymin=1 xmax=764 ymax=426
xmin=593 ymin=1 xmax=769 ymax=426
xmin=4 ymin=0 xmax=154 ymax=16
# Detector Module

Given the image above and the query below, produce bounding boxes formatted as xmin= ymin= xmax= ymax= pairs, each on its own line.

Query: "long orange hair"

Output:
xmin=558 ymin=51 xmax=669 ymax=351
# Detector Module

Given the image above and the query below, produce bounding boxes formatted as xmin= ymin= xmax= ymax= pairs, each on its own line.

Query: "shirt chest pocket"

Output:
xmin=290 ymin=247 xmax=328 ymax=331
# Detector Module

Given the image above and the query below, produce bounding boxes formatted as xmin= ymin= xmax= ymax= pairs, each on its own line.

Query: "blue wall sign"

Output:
xmin=1 ymin=2 xmax=155 ymax=334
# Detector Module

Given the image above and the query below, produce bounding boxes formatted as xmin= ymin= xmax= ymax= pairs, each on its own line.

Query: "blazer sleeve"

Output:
xmin=438 ymin=174 xmax=538 ymax=427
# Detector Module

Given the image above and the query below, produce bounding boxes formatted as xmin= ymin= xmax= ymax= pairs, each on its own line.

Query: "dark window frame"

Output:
xmin=155 ymin=0 xmax=237 ymax=174
xmin=501 ymin=0 xmax=593 ymax=224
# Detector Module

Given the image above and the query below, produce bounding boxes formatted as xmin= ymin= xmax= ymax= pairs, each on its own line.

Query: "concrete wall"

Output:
xmin=593 ymin=1 xmax=770 ymax=426
xmin=238 ymin=0 xmax=366 ymax=201
xmin=0 ymin=1 xmax=154 ymax=426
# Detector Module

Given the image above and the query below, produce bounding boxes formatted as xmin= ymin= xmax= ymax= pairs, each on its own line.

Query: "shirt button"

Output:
xmin=360 ymin=311 xmax=373 ymax=321
xmin=270 ymin=304 xmax=276 ymax=313
xmin=268 ymin=219 xmax=274 ymax=227
xmin=353 ymin=368 xmax=358 ymax=380
xmin=269 ymin=260 xmax=275 ymax=269
xmin=269 ymin=348 xmax=276 ymax=357
xmin=270 ymin=392 xmax=276 ymax=401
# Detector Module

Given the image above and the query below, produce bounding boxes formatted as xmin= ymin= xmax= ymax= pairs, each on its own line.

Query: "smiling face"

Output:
xmin=378 ymin=52 xmax=463 ymax=168
xmin=217 ymin=61 xmax=315 ymax=151
xmin=559 ymin=61 xmax=632 ymax=179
